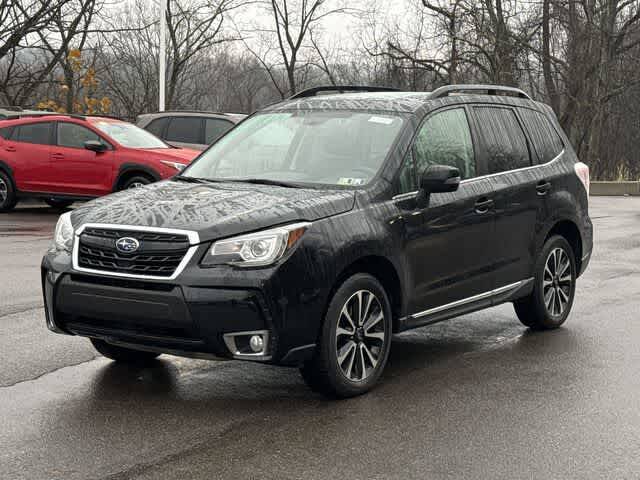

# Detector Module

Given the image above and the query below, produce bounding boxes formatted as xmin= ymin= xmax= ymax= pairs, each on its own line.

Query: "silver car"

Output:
xmin=136 ymin=111 xmax=246 ymax=150
xmin=0 ymin=107 xmax=59 ymax=119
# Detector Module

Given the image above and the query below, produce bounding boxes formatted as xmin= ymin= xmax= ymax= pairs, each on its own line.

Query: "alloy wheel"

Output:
xmin=543 ymin=247 xmax=572 ymax=317
xmin=335 ymin=289 xmax=386 ymax=382
xmin=0 ymin=177 xmax=6 ymax=203
xmin=128 ymin=182 xmax=145 ymax=189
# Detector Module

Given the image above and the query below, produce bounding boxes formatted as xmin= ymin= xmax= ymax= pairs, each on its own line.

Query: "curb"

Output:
xmin=590 ymin=181 xmax=640 ymax=196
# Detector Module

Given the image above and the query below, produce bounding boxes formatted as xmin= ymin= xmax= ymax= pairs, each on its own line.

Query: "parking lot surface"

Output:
xmin=0 ymin=197 xmax=638 ymax=479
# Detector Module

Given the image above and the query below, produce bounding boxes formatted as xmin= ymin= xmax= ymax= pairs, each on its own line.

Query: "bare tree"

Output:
xmin=0 ymin=0 xmax=99 ymax=105
xmin=0 ymin=0 xmax=72 ymax=60
xmin=248 ymin=0 xmax=348 ymax=97
xmin=164 ymin=0 xmax=246 ymax=107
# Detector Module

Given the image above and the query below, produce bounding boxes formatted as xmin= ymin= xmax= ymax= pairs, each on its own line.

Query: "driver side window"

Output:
xmin=57 ymin=122 xmax=103 ymax=149
xmin=413 ymin=108 xmax=476 ymax=180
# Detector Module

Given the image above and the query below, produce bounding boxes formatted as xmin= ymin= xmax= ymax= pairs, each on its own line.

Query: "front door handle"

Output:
xmin=51 ymin=152 xmax=64 ymax=159
xmin=5 ymin=146 xmax=16 ymax=152
xmin=475 ymin=197 xmax=494 ymax=214
xmin=536 ymin=180 xmax=551 ymax=195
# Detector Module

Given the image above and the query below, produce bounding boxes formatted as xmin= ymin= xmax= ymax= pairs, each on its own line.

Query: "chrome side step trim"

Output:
xmin=406 ymin=279 xmax=531 ymax=321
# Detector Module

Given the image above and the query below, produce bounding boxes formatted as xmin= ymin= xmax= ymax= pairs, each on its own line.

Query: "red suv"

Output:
xmin=0 ymin=115 xmax=200 ymax=211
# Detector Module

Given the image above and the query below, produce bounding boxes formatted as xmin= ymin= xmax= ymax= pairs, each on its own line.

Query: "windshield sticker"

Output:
xmin=337 ymin=177 xmax=365 ymax=186
xmin=368 ymin=116 xmax=395 ymax=125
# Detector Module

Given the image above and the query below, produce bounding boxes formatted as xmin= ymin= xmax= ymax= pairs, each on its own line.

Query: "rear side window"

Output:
xmin=0 ymin=126 xmax=13 ymax=139
xmin=145 ymin=117 xmax=169 ymax=138
xmin=413 ymin=108 xmax=476 ymax=180
xmin=518 ymin=108 xmax=564 ymax=164
xmin=166 ymin=117 xmax=202 ymax=144
xmin=14 ymin=122 xmax=52 ymax=145
xmin=204 ymin=118 xmax=233 ymax=144
xmin=474 ymin=107 xmax=530 ymax=174
xmin=57 ymin=122 xmax=101 ymax=148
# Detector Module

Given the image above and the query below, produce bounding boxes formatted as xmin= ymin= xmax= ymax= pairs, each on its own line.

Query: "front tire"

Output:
xmin=0 ymin=170 xmax=17 ymax=212
xmin=514 ymin=235 xmax=576 ymax=330
xmin=121 ymin=175 xmax=153 ymax=190
xmin=300 ymin=273 xmax=392 ymax=398
xmin=91 ymin=338 xmax=160 ymax=364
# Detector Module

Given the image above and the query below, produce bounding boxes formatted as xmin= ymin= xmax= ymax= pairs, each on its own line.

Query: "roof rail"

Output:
xmin=5 ymin=112 xmax=58 ymax=120
xmin=0 ymin=106 xmax=23 ymax=111
xmin=289 ymin=85 xmax=400 ymax=100
xmin=143 ymin=110 xmax=247 ymax=117
xmin=2 ymin=112 xmax=124 ymax=122
xmin=429 ymin=84 xmax=531 ymax=100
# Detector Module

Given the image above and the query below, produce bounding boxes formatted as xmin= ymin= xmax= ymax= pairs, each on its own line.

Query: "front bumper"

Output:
xmin=42 ymin=244 xmax=327 ymax=366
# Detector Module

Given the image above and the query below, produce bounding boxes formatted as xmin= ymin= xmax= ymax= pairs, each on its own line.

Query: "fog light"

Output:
xmin=249 ymin=335 xmax=264 ymax=353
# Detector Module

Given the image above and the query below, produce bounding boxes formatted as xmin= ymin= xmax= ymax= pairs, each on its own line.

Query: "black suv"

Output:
xmin=42 ymin=85 xmax=592 ymax=397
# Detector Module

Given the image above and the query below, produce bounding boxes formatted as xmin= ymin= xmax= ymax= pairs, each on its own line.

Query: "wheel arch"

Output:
xmin=0 ymin=160 xmax=14 ymax=182
xmin=543 ymin=219 xmax=583 ymax=274
xmin=113 ymin=163 xmax=160 ymax=191
xmin=329 ymin=254 xmax=404 ymax=332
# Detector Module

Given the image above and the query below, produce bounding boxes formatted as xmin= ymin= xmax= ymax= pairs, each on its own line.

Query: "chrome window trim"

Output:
xmin=71 ymin=223 xmax=200 ymax=281
xmin=391 ymin=149 xmax=565 ymax=201
xmin=403 ymin=279 xmax=531 ymax=321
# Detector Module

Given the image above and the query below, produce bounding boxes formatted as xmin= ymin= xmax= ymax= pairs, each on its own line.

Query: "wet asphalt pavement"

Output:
xmin=0 ymin=197 xmax=638 ymax=480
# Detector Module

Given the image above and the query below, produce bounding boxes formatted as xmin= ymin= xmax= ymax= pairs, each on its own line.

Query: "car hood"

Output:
xmin=70 ymin=180 xmax=355 ymax=243
xmin=145 ymin=147 xmax=200 ymax=163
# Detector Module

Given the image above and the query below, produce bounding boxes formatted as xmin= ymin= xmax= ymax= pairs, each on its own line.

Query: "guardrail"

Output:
xmin=590 ymin=181 xmax=640 ymax=196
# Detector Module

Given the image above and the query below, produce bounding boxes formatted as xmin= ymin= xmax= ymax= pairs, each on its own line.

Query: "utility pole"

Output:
xmin=159 ymin=0 xmax=167 ymax=111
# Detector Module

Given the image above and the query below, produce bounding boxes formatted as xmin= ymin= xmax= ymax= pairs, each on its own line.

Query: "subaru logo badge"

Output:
xmin=115 ymin=236 xmax=140 ymax=253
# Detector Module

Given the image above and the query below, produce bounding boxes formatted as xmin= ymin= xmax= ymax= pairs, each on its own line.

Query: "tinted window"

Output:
xmin=413 ymin=108 xmax=476 ymax=180
xmin=205 ymin=118 xmax=233 ymax=144
xmin=15 ymin=122 xmax=52 ymax=145
xmin=474 ymin=107 xmax=530 ymax=174
xmin=0 ymin=126 xmax=13 ymax=139
xmin=57 ymin=122 xmax=101 ymax=148
xmin=518 ymin=108 xmax=564 ymax=164
xmin=166 ymin=117 xmax=202 ymax=144
xmin=145 ymin=118 xmax=168 ymax=137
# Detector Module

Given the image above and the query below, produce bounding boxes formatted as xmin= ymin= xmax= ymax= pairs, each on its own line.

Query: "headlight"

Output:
xmin=160 ymin=160 xmax=186 ymax=172
xmin=51 ymin=212 xmax=74 ymax=252
xmin=202 ymin=222 xmax=311 ymax=267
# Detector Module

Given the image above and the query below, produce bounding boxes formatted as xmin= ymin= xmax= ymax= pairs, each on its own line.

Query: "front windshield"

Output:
xmin=92 ymin=120 xmax=169 ymax=149
xmin=183 ymin=111 xmax=405 ymax=187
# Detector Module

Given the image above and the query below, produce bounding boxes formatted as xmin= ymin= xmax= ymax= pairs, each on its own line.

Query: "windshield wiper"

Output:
xmin=233 ymin=178 xmax=302 ymax=188
xmin=173 ymin=175 xmax=216 ymax=184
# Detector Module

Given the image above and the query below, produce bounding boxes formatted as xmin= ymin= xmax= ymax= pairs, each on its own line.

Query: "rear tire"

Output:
xmin=91 ymin=338 xmax=160 ymax=364
xmin=121 ymin=175 xmax=153 ymax=190
xmin=300 ymin=273 xmax=392 ymax=398
xmin=514 ymin=235 xmax=576 ymax=330
xmin=44 ymin=198 xmax=73 ymax=209
xmin=0 ymin=170 xmax=17 ymax=212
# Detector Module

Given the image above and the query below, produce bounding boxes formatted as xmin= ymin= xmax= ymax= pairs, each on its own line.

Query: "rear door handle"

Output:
xmin=51 ymin=152 xmax=64 ymax=159
xmin=536 ymin=180 xmax=551 ymax=195
xmin=475 ymin=197 xmax=494 ymax=214
xmin=5 ymin=146 xmax=16 ymax=152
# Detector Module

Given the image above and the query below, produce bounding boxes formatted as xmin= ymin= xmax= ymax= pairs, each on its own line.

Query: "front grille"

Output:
xmin=83 ymin=227 xmax=187 ymax=243
xmin=76 ymin=227 xmax=190 ymax=277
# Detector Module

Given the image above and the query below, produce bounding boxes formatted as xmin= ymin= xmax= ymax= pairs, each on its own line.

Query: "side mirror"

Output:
xmin=84 ymin=140 xmax=107 ymax=153
xmin=420 ymin=164 xmax=460 ymax=194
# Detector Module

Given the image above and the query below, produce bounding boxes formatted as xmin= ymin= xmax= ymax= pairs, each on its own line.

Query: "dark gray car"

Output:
xmin=136 ymin=111 xmax=246 ymax=150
